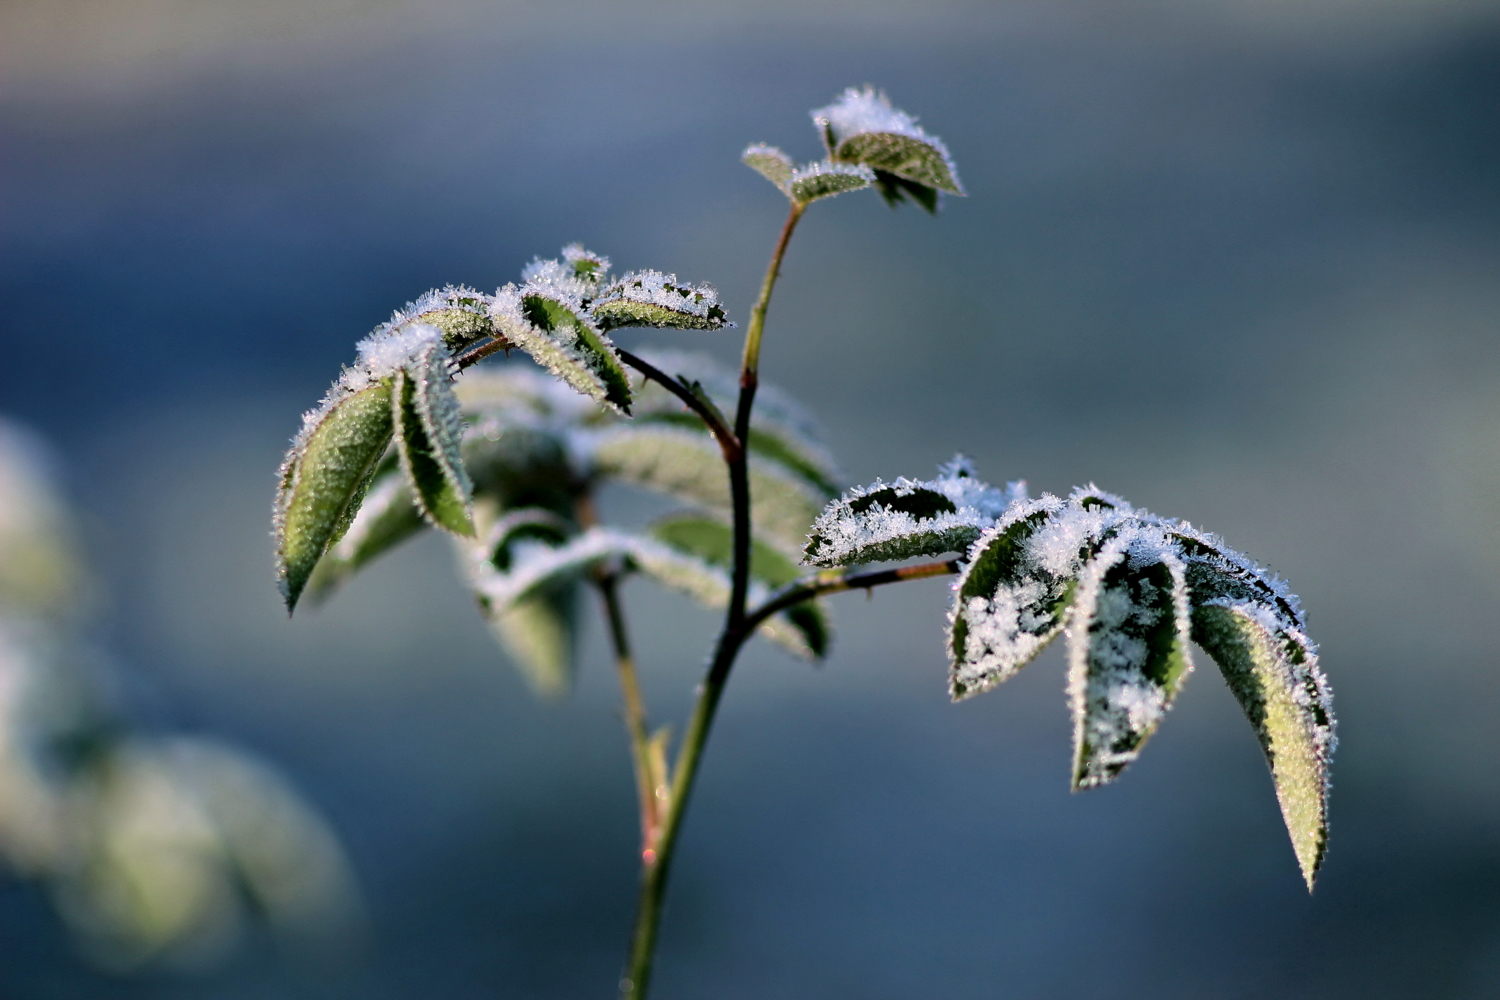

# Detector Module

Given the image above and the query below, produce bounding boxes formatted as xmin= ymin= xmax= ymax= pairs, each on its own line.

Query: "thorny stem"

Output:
xmin=617 ymin=349 xmax=742 ymax=464
xmin=453 ymin=336 xmax=513 ymax=370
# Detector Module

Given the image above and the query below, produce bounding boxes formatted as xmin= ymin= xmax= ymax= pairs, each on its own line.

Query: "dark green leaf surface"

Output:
xmin=274 ymin=382 xmax=396 ymax=612
xmin=1068 ymin=536 xmax=1193 ymax=790
xmin=303 ymin=464 xmax=426 ymax=603
xmin=788 ymin=162 xmax=874 ymax=203
xmin=835 ymin=132 xmax=963 ymax=195
xmin=947 ymin=505 xmax=1068 ymax=699
xmin=392 ymin=344 xmax=474 ymax=536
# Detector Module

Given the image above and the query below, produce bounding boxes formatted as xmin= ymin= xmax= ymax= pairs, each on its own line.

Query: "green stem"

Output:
xmin=620 ymin=200 xmax=806 ymax=1000
xmin=596 ymin=573 xmax=660 ymax=847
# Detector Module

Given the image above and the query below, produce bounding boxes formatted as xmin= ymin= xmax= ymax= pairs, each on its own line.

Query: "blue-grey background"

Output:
xmin=4 ymin=1 xmax=1500 ymax=996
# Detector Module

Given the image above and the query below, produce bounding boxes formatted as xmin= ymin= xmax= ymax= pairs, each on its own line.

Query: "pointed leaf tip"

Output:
xmin=1192 ymin=602 xmax=1333 ymax=889
xmin=743 ymin=143 xmax=794 ymax=194
xmin=274 ymin=381 xmax=396 ymax=612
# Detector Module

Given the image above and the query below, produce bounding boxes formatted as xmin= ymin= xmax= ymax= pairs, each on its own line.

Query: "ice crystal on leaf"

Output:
xmin=809 ymin=463 xmax=1334 ymax=886
xmin=788 ymin=160 xmax=876 ymax=204
xmin=811 ymin=86 xmax=964 ymax=211
xmin=804 ymin=458 xmax=1021 ymax=568
xmin=742 ymin=143 xmax=795 ymax=192
xmin=591 ymin=270 xmax=729 ymax=332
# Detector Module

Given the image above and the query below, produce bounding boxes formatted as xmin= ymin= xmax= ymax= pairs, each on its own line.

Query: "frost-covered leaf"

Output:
xmin=303 ymin=457 xmax=426 ymax=603
xmin=626 ymin=531 xmax=825 ymax=659
xmin=590 ymin=271 xmax=730 ymax=332
xmin=788 ymin=160 xmax=875 ymax=204
xmin=812 ymin=86 xmax=964 ymax=197
xmin=805 ymin=459 xmax=1021 ymax=567
xmin=392 ymin=337 xmax=473 ymax=536
xmin=486 ymin=507 xmax=575 ymax=570
xmin=274 ymin=381 xmax=396 ymax=613
xmin=562 ymin=243 xmax=610 ymax=287
xmin=482 ymin=586 xmax=579 ymax=700
xmin=471 ymin=527 xmax=632 ymax=611
xmin=380 ymin=286 xmax=503 ymax=352
xmin=948 ymin=487 xmax=1128 ymax=699
xmin=587 ymin=426 xmax=825 ymax=554
xmin=490 ymin=285 xmax=633 ymax=415
xmin=1192 ymin=602 xmax=1333 ymax=889
xmin=742 ymin=143 xmax=795 ymax=193
xmin=1067 ymin=527 xmax=1193 ymax=790
xmin=1171 ymin=525 xmax=1306 ymax=632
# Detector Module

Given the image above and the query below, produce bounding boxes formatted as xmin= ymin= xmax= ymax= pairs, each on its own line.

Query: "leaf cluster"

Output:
xmin=806 ymin=463 xmax=1334 ymax=887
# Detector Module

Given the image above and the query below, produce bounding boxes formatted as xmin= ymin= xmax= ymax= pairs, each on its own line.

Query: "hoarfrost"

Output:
xmin=1066 ymin=525 xmax=1192 ymax=789
xmin=804 ymin=458 xmax=1018 ymax=567
xmin=590 ymin=270 xmax=730 ymax=330
xmin=788 ymin=160 xmax=875 ymax=203
xmin=812 ymin=85 xmax=927 ymax=145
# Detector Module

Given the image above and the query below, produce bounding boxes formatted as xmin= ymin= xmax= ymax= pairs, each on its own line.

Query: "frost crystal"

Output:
xmin=812 ymin=86 xmax=927 ymax=145
xmin=1066 ymin=525 xmax=1192 ymax=789
xmin=742 ymin=144 xmax=795 ymax=193
xmin=788 ymin=160 xmax=876 ymax=203
xmin=805 ymin=459 xmax=1020 ymax=568
xmin=591 ymin=270 xmax=729 ymax=330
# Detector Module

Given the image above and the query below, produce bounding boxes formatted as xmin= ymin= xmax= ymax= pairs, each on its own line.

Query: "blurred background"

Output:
xmin=3 ymin=0 xmax=1500 ymax=996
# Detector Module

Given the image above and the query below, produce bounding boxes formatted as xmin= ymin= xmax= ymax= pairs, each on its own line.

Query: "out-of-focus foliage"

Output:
xmin=0 ymin=419 xmax=361 ymax=971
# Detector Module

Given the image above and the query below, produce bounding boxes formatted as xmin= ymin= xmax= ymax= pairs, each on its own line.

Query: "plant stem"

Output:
xmin=620 ymin=201 xmax=806 ymax=1000
xmin=617 ymin=349 xmax=742 ymax=464
xmin=744 ymin=559 xmax=962 ymax=634
xmin=596 ymin=573 xmax=661 ymax=847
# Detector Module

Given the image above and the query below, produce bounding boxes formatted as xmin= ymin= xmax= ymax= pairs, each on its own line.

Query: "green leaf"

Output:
xmin=1192 ymin=602 xmax=1333 ymax=889
xmin=474 ymin=528 xmax=631 ymax=611
xmin=486 ymin=507 xmax=575 ymax=570
xmin=588 ymin=426 xmax=825 ymax=554
xmin=804 ymin=469 xmax=1014 ymax=567
xmin=392 ymin=343 xmax=474 ymax=536
xmin=834 ymin=132 xmax=962 ymax=196
xmin=652 ymin=514 xmax=798 ymax=584
xmin=396 ymin=286 xmax=502 ymax=351
xmin=625 ymin=531 xmax=827 ymax=660
xmin=948 ymin=491 xmax=1125 ymax=699
xmin=870 ymin=169 xmax=940 ymax=214
xmin=491 ymin=286 xmax=633 ymax=415
xmin=635 ymin=411 xmax=841 ymax=499
xmin=481 ymin=584 xmax=579 ymax=700
xmin=1067 ymin=529 xmax=1194 ymax=790
xmin=742 ymin=143 xmax=794 ymax=193
xmin=274 ymin=381 xmax=396 ymax=613
xmin=589 ymin=271 xmax=730 ymax=332
xmin=788 ymin=161 xmax=875 ymax=204
xmin=303 ymin=457 xmax=426 ymax=603
xmin=1171 ymin=526 xmax=1305 ymax=631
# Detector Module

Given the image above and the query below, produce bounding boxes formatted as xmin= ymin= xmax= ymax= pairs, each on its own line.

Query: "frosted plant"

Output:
xmin=271 ymin=87 xmax=1334 ymax=1000
xmin=0 ymin=419 xmax=360 ymax=970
